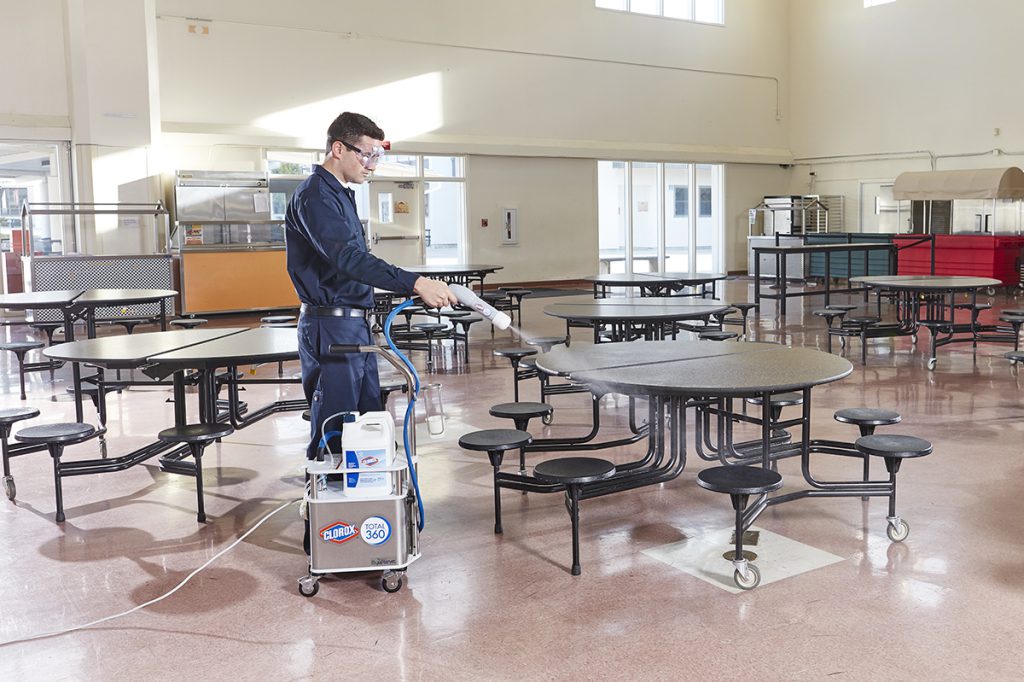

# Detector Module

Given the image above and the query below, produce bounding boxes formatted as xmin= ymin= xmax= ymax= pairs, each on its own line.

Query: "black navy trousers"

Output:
xmin=298 ymin=312 xmax=381 ymax=459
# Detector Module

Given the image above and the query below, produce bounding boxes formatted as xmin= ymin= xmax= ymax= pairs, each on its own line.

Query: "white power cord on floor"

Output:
xmin=0 ymin=498 xmax=300 ymax=648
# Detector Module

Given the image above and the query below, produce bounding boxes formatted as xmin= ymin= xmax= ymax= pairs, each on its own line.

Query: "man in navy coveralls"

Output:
xmin=286 ymin=111 xmax=456 ymax=460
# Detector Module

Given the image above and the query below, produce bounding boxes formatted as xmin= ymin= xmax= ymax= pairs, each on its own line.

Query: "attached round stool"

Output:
xmin=854 ymin=434 xmax=933 ymax=542
xmin=845 ymin=315 xmax=880 ymax=365
xmin=31 ymin=323 xmax=64 ymax=346
xmin=1006 ymin=350 xmax=1024 ymax=365
xmin=301 ymin=409 xmax=311 ymax=421
xmin=158 ymin=422 xmax=235 ymax=522
xmin=998 ymin=314 xmax=1023 ymax=351
xmin=489 ymin=402 xmax=554 ymax=475
xmin=0 ymin=341 xmax=45 ymax=400
xmin=745 ymin=392 xmax=803 ymax=433
xmin=493 ymin=347 xmax=539 ymax=402
xmin=728 ymin=302 xmax=757 ymax=339
xmin=412 ymin=322 xmax=450 ymax=373
xmin=379 ymin=377 xmax=408 ymax=408
xmin=698 ymin=330 xmax=739 ymax=341
xmin=825 ymin=304 xmax=859 ymax=312
xmin=15 ymin=422 xmax=97 ymax=523
xmin=696 ymin=465 xmax=783 ymax=589
xmin=533 ymin=457 xmax=616 ymax=576
xmin=458 ymin=429 xmax=532 ymax=534
xmin=170 ymin=318 xmax=209 ymax=330
xmin=835 ymin=407 xmax=902 ymax=493
xmin=0 ymin=406 xmax=40 ymax=500
xmin=450 ymin=315 xmax=482 ymax=365
xmin=525 ymin=336 xmax=567 ymax=353
xmin=812 ymin=309 xmax=847 ymax=353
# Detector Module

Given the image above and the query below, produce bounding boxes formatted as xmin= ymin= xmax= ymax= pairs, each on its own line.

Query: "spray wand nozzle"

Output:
xmin=449 ymin=284 xmax=512 ymax=330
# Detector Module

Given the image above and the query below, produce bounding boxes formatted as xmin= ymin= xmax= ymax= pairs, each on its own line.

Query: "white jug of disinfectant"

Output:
xmin=341 ymin=412 xmax=397 ymax=497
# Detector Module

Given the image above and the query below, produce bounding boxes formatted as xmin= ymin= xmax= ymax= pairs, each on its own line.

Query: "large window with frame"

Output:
xmin=598 ymin=160 xmax=722 ymax=274
xmin=596 ymin=0 xmax=724 ymax=25
xmin=268 ymin=149 xmax=467 ymax=264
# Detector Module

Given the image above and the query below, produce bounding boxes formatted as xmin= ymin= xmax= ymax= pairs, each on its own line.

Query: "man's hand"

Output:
xmin=413 ymin=277 xmax=459 ymax=309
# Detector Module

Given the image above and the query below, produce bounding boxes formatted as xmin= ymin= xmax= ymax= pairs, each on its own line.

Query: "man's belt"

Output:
xmin=300 ymin=304 xmax=368 ymax=318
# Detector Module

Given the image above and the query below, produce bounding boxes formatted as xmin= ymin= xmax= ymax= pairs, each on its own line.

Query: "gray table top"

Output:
xmin=149 ymin=327 xmax=299 ymax=368
xmin=544 ymin=299 xmax=731 ymax=321
xmin=74 ymin=288 xmax=178 ymax=305
xmin=45 ymin=328 xmax=248 ymax=368
xmin=535 ymin=340 xmax=852 ymax=397
xmin=0 ymin=290 xmax=84 ymax=310
xmin=584 ymin=272 xmax=727 ymax=285
xmin=403 ymin=264 xmax=503 ymax=275
xmin=851 ymin=275 xmax=1001 ymax=291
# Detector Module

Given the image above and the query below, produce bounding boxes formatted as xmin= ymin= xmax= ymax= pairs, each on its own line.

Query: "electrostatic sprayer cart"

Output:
xmin=297 ymin=341 xmax=423 ymax=597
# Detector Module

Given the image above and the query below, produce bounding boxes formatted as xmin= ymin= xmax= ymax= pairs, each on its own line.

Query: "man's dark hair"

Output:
xmin=326 ymin=112 xmax=385 ymax=153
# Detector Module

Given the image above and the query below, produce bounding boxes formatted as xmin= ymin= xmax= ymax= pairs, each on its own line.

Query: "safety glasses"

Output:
xmin=339 ymin=140 xmax=386 ymax=168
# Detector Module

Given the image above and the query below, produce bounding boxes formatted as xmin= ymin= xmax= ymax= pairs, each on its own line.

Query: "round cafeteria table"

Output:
xmin=583 ymin=271 xmax=727 ymax=299
xmin=543 ymin=298 xmax=732 ymax=343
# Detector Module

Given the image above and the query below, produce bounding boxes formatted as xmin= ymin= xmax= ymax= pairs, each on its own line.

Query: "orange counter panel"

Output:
xmin=180 ymin=250 xmax=298 ymax=314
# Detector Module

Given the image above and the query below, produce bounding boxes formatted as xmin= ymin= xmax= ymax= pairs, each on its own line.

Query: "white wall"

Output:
xmin=789 ymin=0 xmax=1024 ymax=232
xmin=467 ymin=156 xmax=598 ymax=284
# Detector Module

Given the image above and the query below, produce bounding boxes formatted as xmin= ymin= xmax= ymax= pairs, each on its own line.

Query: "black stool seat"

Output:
xmin=0 ymin=341 xmax=45 ymax=352
xmin=412 ymin=322 xmax=448 ymax=332
xmin=301 ymin=409 xmax=311 ymax=421
xmin=16 ymin=422 xmax=96 ymax=445
xmin=170 ymin=318 xmax=209 ymax=329
xmin=458 ymin=429 xmax=532 ymax=452
xmin=847 ymin=315 xmax=880 ymax=325
xmin=493 ymin=347 xmax=537 ymax=361
xmin=519 ymin=357 xmax=537 ymax=370
xmin=65 ymin=385 xmax=119 ymax=398
xmin=696 ymin=465 xmax=783 ymax=495
xmin=731 ymin=302 xmax=757 ymax=312
xmin=999 ymin=314 xmax=1024 ymax=321
xmin=504 ymin=288 xmax=533 ymax=296
xmin=438 ymin=309 xmax=471 ymax=318
xmin=480 ymin=291 xmax=506 ymax=302
xmin=158 ymin=423 xmax=234 ymax=443
xmin=699 ymin=330 xmax=739 ymax=341
xmin=835 ymin=408 xmax=901 ymax=427
xmin=855 ymin=434 xmax=933 ymax=459
xmin=0 ymin=407 xmax=40 ymax=424
xmin=826 ymin=304 xmax=859 ymax=312
xmin=745 ymin=392 xmax=803 ymax=407
xmin=489 ymin=402 xmax=553 ymax=421
xmin=955 ymin=302 xmax=991 ymax=310
xmin=525 ymin=336 xmax=567 ymax=352
xmin=533 ymin=457 xmax=615 ymax=485
xmin=917 ymin=318 xmax=950 ymax=327
xmin=813 ymin=309 xmax=846 ymax=320
xmin=1001 ymin=308 xmax=1024 ymax=316
xmin=1006 ymin=351 xmax=1024 ymax=362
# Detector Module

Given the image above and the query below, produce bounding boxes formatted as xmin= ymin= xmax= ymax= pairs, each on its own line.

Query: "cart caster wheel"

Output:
xmin=927 ymin=358 xmax=937 ymax=371
xmin=733 ymin=564 xmax=761 ymax=590
xmin=382 ymin=571 xmax=404 ymax=593
xmin=887 ymin=519 xmax=910 ymax=543
xmin=986 ymin=287 xmax=996 ymax=297
xmin=2 ymin=475 xmax=14 ymax=501
xmin=298 ymin=576 xmax=319 ymax=597
xmin=542 ymin=411 xmax=553 ymax=426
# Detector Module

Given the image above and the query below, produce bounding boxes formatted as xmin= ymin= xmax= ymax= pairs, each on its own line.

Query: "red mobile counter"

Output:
xmin=894 ymin=234 xmax=1024 ymax=287
xmin=891 ymin=167 xmax=1024 ymax=289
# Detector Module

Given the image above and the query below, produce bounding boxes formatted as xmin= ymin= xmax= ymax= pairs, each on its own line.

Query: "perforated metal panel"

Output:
xmin=27 ymin=255 xmax=174 ymax=322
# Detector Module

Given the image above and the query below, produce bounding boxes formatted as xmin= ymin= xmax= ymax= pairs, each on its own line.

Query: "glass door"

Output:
xmin=694 ymin=164 xmax=722 ymax=272
xmin=598 ymin=161 xmax=629 ymax=273
xmin=664 ymin=163 xmax=691 ymax=271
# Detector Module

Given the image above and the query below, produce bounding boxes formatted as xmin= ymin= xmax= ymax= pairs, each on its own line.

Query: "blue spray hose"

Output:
xmin=383 ymin=300 xmax=425 ymax=531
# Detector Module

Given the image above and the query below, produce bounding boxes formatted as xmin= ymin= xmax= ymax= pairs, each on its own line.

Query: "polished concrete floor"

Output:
xmin=0 ymin=280 xmax=1022 ymax=680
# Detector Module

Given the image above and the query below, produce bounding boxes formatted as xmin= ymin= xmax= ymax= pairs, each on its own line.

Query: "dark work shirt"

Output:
xmin=285 ymin=165 xmax=419 ymax=308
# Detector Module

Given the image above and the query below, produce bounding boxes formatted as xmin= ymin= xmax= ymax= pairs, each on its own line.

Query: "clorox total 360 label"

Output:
xmin=319 ymin=521 xmax=359 ymax=544
xmin=360 ymin=516 xmax=392 ymax=546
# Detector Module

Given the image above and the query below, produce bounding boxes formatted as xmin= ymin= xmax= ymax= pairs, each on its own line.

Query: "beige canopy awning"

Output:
xmin=891 ymin=167 xmax=1024 ymax=200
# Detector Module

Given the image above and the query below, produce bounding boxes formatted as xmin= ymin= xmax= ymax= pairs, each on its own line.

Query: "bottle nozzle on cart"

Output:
xmin=449 ymin=284 xmax=512 ymax=330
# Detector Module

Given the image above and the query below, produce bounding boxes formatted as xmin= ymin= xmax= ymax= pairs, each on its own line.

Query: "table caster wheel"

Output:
xmin=733 ymin=563 xmax=761 ymax=590
xmin=887 ymin=519 xmax=910 ymax=543
xmin=927 ymin=358 xmax=937 ymax=371
xmin=3 ymin=475 xmax=14 ymax=500
xmin=542 ymin=411 xmax=553 ymax=426
xmin=382 ymin=570 xmax=404 ymax=593
xmin=986 ymin=287 xmax=996 ymax=297
xmin=298 ymin=575 xmax=319 ymax=597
